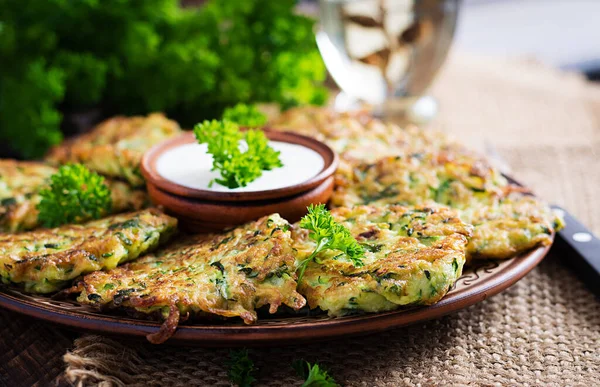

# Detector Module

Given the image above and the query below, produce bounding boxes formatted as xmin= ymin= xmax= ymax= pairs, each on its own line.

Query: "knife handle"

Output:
xmin=551 ymin=205 xmax=600 ymax=297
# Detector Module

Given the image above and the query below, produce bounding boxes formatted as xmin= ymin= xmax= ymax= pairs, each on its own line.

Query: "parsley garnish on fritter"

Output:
xmin=37 ymin=164 xmax=112 ymax=227
xmin=293 ymin=360 xmax=339 ymax=387
xmin=227 ymin=349 xmax=257 ymax=387
xmin=194 ymin=120 xmax=283 ymax=189
xmin=297 ymin=204 xmax=365 ymax=281
xmin=223 ymin=103 xmax=268 ymax=128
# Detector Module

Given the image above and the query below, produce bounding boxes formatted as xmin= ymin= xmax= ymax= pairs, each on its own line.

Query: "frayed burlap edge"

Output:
xmin=64 ymin=336 xmax=143 ymax=387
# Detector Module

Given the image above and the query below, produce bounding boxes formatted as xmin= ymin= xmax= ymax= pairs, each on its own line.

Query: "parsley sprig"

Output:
xmin=293 ymin=359 xmax=340 ymax=387
xmin=194 ymin=120 xmax=283 ymax=189
xmin=226 ymin=351 xmax=339 ymax=387
xmin=37 ymin=164 xmax=112 ymax=228
xmin=227 ymin=349 xmax=257 ymax=387
xmin=223 ymin=103 xmax=268 ymax=128
xmin=297 ymin=204 xmax=365 ymax=281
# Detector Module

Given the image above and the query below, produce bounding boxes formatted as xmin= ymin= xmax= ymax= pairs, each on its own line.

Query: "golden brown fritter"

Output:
xmin=46 ymin=113 xmax=182 ymax=186
xmin=0 ymin=209 xmax=177 ymax=293
xmin=464 ymin=194 xmax=563 ymax=260
xmin=271 ymin=106 xmax=448 ymax=166
xmin=329 ymin=152 xmax=561 ymax=260
xmin=292 ymin=204 xmax=472 ymax=316
xmin=331 ymin=150 xmax=508 ymax=209
xmin=0 ymin=159 xmax=149 ymax=232
xmin=72 ymin=214 xmax=305 ymax=343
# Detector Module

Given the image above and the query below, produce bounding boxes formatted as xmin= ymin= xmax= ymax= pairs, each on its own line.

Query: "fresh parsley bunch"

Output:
xmin=222 ymin=103 xmax=268 ymax=128
xmin=194 ymin=120 xmax=283 ymax=189
xmin=37 ymin=164 xmax=112 ymax=228
xmin=0 ymin=0 xmax=326 ymax=159
xmin=297 ymin=204 xmax=365 ymax=281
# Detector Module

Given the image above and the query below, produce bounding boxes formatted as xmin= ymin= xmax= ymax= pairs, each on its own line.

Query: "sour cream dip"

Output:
xmin=155 ymin=141 xmax=325 ymax=192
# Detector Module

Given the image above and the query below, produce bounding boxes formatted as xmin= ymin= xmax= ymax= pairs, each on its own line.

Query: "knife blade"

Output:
xmin=484 ymin=141 xmax=600 ymax=297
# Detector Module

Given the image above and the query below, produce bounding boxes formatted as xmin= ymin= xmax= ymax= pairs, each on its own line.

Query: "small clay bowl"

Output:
xmin=141 ymin=130 xmax=338 ymax=232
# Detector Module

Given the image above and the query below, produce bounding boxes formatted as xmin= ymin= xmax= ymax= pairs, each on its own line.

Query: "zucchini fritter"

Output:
xmin=46 ymin=113 xmax=182 ymax=186
xmin=0 ymin=209 xmax=177 ymax=293
xmin=464 ymin=194 xmax=564 ymax=260
xmin=332 ymin=151 xmax=507 ymax=209
xmin=0 ymin=159 xmax=148 ymax=232
xmin=271 ymin=107 xmax=447 ymax=165
xmin=73 ymin=214 xmax=306 ymax=344
xmin=293 ymin=204 xmax=472 ymax=316
xmin=330 ymin=153 xmax=562 ymax=260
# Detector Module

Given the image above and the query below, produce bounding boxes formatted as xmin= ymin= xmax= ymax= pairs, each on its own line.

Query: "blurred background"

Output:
xmin=455 ymin=0 xmax=600 ymax=78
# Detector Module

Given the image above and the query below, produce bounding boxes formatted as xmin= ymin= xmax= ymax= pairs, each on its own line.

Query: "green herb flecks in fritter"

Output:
xmin=72 ymin=214 xmax=305 ymax=344
xmin=0 ymin=209 xmax=177 ymax=293
xmin=332 ymin=151 xmax=507 ymax=210
xmin=331 ymin=152 xmax=562 ymax=260
xmin=0 ymin=159 xmax=148 ymax=232
xmin=292 ymin=204 xmax=472 ymax=317
xmin=463 ymin=194 xmax=564 ymax=260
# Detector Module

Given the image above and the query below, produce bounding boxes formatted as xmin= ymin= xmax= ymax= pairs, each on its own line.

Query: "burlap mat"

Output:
xmin=6 ymin=53 xmax=600 ymax=386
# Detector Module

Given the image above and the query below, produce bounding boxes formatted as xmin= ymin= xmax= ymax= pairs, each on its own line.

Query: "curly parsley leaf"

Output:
xmin=227 ymin=349 xmax=256 ymax=387
xmin=244 ymin=129 xmax=283 ymax=171
xmin=222 ymin=103 xmax=268 ymax=128
xmin=297 ymin=204 xmax=365 ymax=281
xmin=293 ymin=359 xmax=339 ymax=387
xmin=37 ymin=164 xmax=112 ymax=228
xmin=193 ymin=120 xmax=282 ymax=189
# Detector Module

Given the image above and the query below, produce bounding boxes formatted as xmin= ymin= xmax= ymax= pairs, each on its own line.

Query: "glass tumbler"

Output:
xmin=317 ymin=0 xmax=460 ymax=121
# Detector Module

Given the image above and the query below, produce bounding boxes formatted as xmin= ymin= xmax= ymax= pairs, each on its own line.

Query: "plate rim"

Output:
xmin=0 ymin=242 xmax=551 ymax=346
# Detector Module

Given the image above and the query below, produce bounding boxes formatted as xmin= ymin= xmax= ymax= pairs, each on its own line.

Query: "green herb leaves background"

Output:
xmin=0 ymin=0 xmax=327 ymax=158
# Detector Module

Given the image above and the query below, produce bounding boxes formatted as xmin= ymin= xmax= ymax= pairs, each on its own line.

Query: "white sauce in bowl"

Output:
xmin=156 ymin=141 xmax=325 ymax=192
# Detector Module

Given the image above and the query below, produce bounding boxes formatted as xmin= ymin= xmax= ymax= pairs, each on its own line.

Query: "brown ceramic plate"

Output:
xmin=0 ymin=243 xmax=551 ymax=346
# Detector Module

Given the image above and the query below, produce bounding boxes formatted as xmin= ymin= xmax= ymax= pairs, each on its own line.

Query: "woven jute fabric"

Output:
xmin=2 ymin=52 xmax=599 ymax=386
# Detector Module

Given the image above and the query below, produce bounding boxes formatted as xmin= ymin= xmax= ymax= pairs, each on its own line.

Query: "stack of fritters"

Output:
xmin=292 ymin=204 xmax=472 ymax=316
xmin=0 ymin=107 xmax=563 ymax=343
xmin=71 ymin=214 xmax=305 ymax=343
xmin=0 ymin=160 xmax=148 ymax=232
xmin=273 ymin=107 xmax=563 ymax=261
xmin=2 ymin=113 xmax=183 ymax=232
